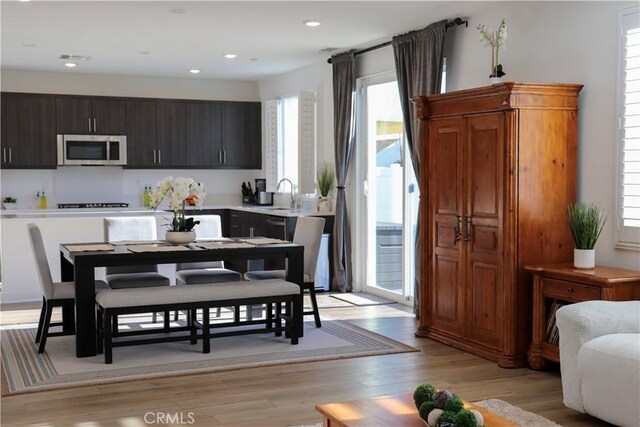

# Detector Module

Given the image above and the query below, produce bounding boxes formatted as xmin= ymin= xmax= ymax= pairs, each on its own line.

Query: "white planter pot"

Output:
xmin=488 ymin=77 xmax=503 ymax=84
xmin=317 ymin=196 xmax=330 ymax=213
xmin=574 ymin=248 xmax=595 ymax=269
xmin=165 ymin=231 xmax=196 ymax=245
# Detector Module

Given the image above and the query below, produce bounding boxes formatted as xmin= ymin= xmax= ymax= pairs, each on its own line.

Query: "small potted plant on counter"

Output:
xmin=567 ymin=202 xmax=607 ymax=269
xmin=3 ymin=197 xmax=17 ymax=210
xmin=317 ymin=163 xmax=335 ymax=213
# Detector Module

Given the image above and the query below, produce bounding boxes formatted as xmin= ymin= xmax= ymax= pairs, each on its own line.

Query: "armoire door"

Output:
xmin=463 ymin=113 xmax=505 ymax=350
xmin=427 ymin=117 xmax=465 ymax=335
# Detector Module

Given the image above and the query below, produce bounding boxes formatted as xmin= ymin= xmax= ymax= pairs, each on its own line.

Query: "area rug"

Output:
xmin=330 ymin=292 xmax=395 ymax=306
xmin=1 ymin=316 xmax=418 ymax=395
xmin=474 ymin=399 xmax=562 ymax=426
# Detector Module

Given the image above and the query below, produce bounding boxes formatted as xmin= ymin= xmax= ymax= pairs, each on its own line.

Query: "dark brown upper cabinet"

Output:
xmin=186 ymin=101 xmax=222 ymax=168
xmin=1 ymin=93 xmax=57 ymax=169
xmin=125 ymin=99 xmax=157 ymax=168
xmin=222 ymin=102 xmax=261 ymax=169
xmin=156 ymin=100 xmax=187 ymax=168
xmin=56 ymin=96 xmax=126 ymax=135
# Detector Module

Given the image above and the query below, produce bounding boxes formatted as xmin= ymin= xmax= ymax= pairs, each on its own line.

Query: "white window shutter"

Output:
xmin=264 ymin=99 xmax=280 ymax=193
xmin=298 ymin=90 xmax=316 ymax=194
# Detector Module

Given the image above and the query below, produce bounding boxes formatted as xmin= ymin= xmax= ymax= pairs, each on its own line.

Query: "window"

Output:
xmin=616 ymin=7 xmax=640 ymax=248
xmin=264 ymin=91 xmax=316 ymax=193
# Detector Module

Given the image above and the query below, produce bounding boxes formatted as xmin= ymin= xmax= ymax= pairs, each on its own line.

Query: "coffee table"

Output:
xmin=315 ymin=392 xmax=515 ymax=427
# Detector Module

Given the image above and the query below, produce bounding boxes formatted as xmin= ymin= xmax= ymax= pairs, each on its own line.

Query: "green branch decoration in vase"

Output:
xmin=477 ymin=18 xmax=507 ymax=81
xmin=566 ymin=202 xmax=607 ymax=269
xmin=149 ymin=176 xmax=206 ymax=244
xmin=317 ymin=163 xmax=335 ymax=213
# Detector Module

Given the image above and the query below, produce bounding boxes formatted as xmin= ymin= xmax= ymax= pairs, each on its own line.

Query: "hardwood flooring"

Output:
xmin=0 ymin=296 xmax=605 ymax=427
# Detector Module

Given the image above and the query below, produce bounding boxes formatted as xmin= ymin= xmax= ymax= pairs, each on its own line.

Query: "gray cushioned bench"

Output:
xmin=95 ymin=279 xmax=302 ymax=364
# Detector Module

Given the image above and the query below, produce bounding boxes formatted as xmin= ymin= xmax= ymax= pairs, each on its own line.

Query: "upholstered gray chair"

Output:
xmin=27 ymin=223 xmax=109 ymax=353
xmin=175 ymin=215 xmax=242 ymax=285
xmin=103 ymin=216 xmax=170 ymax=289
xmin=245 ymin=216 xmax=325 ymax=327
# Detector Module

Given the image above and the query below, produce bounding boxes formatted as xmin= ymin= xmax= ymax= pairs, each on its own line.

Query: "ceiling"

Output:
xmin=1 ymin=1 xmax=484 ymax=81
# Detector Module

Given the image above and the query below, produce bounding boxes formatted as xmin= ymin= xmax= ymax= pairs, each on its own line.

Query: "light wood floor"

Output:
xmin=0 ymin=296 xmax=605 ymax=427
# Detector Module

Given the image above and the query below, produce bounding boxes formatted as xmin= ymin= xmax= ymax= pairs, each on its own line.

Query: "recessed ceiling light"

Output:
xmin=250 ymin=58 xmax=259 ymax=61
xmin=189 ymin=69 xmax=201 ymax=74
xmin=224 ymin=54 xmax=237 ymax=59
xmin=22 ymin=43 xmax=36 ymax=48
xmin=170 ymin=8 xmax=186 ymax=14
xmin=64 ymin=63 xmax=77 ymax=68
xmin=303 ymin=20 xmax=322 ymax=27
xmin=138 ymin=51 xmax=151 ymax=55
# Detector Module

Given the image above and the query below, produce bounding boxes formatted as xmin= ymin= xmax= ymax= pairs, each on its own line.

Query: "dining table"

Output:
xmin=59 ymin=239 xmax=304 ymax=357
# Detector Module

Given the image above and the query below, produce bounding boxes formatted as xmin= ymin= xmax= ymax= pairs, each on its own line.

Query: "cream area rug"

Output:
xmin=330 ymin=292 xmax=395 ymax=306
xmin=474 ymin=399 xmax=562 ymax=426
xmin=1 ymin=316 xmax=418 ymax=395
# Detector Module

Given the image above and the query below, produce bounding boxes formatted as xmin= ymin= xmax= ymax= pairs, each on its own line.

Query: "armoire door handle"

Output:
xmin=464 ymin=215 xmax=471 ymax=242
xmin=454 ymin=215 xmax=462 ymax=242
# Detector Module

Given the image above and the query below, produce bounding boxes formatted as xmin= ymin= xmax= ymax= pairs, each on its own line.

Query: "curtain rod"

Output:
xmin=327 ymin=17 xmax=468 ymax=64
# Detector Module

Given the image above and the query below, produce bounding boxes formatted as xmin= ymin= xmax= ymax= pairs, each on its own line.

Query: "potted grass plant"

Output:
xmin=316 ymin=163 xmax=335 ymax=212
xmin=567 ymin=203 xmax=607 ymax=269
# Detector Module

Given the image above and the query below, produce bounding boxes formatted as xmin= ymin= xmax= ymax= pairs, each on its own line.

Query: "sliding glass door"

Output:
xmin=355 ymin=72 xmax=419 ymax=305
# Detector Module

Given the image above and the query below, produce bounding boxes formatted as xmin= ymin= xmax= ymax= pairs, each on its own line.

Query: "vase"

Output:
xmin=165 ymin=230 xmax=196 ymax=245
xmin=574 ymin=248 xmax=595 ymax=269
xmin=317 ymin=196 xmax=330 ymax=213
xmin=488 ymin=77 xmax=503 ymax=84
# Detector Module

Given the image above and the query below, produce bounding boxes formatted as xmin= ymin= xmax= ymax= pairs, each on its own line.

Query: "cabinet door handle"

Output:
xmin=93 ymin=118 xmax=97 ymax=133
xmin=454 ymin=215 xmax=462 ymax=242
xmin=153 ymin=149 xmax=157 ymax=164
xmin=218 ymin=150 xmax=222 ymax=164
xmin=8 ymin=148 xmax=12 ymax=163
xmin=88 ymin=118 xmax=92 ymax=133
xmin=464 ymin=215 xmax=471 ymax=242
xmin=223 ymin=150 xmax=227 ymax=164
xmin=157 ymin=149 xmax=161 ymax=164
xmin=249 ymin=226 xmax=254 ymax=238
xmin=3 ymin=148 xmax=6 ymax=163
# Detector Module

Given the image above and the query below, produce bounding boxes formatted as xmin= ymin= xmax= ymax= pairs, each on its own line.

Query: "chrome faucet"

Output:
xmin=276 ymin=178 xmax=295 ymax=209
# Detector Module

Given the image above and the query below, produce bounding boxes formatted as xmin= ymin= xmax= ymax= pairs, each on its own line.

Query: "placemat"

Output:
xmin=109 ymin=240 xmax=162 ymax=245
xmin=127 ymin=245 xmax=190 ymax=253
xmin=194 ymin=242 xmax=256 ymax=250
xmin=65 ymin=244 xmax=115 ymax=252
xmin=238 ymin=238 xmax=290 ymax=245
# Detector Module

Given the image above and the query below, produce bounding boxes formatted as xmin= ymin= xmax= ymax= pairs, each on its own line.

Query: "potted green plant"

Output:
xmin=3 ymin=197 xmax=17 ymax=210
xmin=567 ymin=202 xmax=607 ymax=269
xmin=316 ymin=163 xmax=335 ymax=212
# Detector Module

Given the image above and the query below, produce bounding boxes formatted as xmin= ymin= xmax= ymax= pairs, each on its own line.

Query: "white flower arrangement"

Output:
xmin=477 ymin=18 xmax=507 ymax=78
xmin=149 ymin=176 xmax=206 ymax=231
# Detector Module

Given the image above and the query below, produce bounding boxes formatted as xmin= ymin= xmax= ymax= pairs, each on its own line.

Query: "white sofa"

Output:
xmin=556 ymin=300 xmax=640 ymax=427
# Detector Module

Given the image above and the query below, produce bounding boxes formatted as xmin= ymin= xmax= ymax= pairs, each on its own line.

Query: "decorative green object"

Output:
xmin=444 ymin=396 xmax=464 ymax=413
xmin=437 ymin=411 xmax=457 ymax=426
xmin=455 ymin=409 xmax=479 ymax=427
xmin=414 ymin=383 xmax=438 ymax=409
xmin=566 ymin=202 xmax=607 ymax=249
xmin=317 ymin=163 xmax=335 ymax=197
xmin=419 ymin=401 xmax=436 ymax=421
xmin=433 ymin=390 xmax=453 ymax=409
xmin=3 ymin=197 xmax=16 ymax=203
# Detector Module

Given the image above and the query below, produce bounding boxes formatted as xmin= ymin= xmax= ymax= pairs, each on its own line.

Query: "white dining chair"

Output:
xmin=27 ymin=223 xmax=109 ymax=353
xmin=244 ymin=216 xmax=325 ymax=327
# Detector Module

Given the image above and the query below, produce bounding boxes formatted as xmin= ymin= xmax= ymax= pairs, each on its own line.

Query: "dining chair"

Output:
xmin=27 ymin=223 xmax=110 ymax=353
xmin=244 ymin=216 xmax=325 ymax=327
xmin=175 ymin=215 xmax=242 ymax=285
xmin=104 ymin=216 xmax=171 ymax=325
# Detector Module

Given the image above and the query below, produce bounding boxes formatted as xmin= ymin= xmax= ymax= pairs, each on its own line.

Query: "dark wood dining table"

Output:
xmin=59 ymin=241 xmax=304 ymax=357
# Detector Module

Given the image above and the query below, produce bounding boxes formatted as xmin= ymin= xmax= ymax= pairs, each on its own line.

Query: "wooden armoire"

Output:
xmin=412 ymin=82 xmax=583 ymax=368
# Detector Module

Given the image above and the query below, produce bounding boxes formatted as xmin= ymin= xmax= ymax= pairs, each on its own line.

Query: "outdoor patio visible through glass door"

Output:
xmin=356 ymin=75 xmax=419 ymax=305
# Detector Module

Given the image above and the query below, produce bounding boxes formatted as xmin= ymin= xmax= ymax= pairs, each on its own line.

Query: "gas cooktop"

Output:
xmin=57 ymin=203 xmax=130 ymax=209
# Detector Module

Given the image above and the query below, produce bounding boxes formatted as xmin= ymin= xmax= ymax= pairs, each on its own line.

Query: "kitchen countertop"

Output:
xmin=0 ymin=205 xmax=334 ymax=219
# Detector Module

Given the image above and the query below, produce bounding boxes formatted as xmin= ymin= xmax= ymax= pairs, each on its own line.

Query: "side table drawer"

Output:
xmin=543 ymin=278 xmax=601 ymax=301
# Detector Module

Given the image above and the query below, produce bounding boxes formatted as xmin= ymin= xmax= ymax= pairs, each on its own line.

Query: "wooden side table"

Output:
xmin=525 ymin=263 xmax=640 ymax=370
xmin=315 ymin=392 xmax=514 ymax=427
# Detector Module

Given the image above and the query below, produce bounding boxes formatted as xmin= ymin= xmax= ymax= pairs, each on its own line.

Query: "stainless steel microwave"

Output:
xmin=57 ymin=134 xmax=127 ymax=166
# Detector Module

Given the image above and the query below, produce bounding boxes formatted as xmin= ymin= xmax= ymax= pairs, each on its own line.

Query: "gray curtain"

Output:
xmin=331 ymin=50 xmax=356 ymax=293
xmin=392 ymin=20 xmax=447 ymax=315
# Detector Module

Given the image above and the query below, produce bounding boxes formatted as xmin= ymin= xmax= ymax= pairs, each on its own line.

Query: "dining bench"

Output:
xmin=95 ymin=279 xmax=303 ymax=364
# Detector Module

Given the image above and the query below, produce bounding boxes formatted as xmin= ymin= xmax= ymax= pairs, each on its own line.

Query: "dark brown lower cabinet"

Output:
xmin=413 ymin=83 xmax=583 ymax=368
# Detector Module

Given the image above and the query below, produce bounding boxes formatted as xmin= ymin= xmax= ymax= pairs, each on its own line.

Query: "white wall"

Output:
xmin=257 ymin=1 xmax=639 ymax=275
xmin=0 ymin=70 xmax=262 ymax=206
